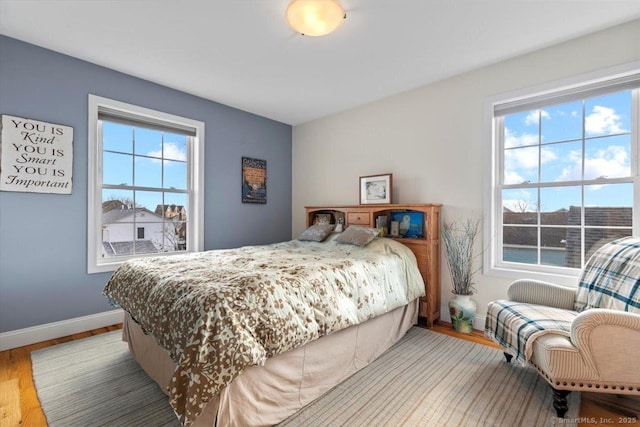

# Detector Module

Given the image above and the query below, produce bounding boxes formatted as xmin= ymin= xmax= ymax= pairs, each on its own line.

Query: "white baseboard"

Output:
xmin=440 ymin=305 xmax=486 ymax=332
xmin=0 ymin=309 xmax=124 ymax=351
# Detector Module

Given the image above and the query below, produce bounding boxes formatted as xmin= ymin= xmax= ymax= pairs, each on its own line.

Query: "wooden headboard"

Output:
xmin=305 ymin=204 xmax=442 ymax=327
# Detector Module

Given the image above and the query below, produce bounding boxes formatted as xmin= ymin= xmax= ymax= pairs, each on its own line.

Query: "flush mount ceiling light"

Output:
xmin=286 ymin=0 xmax=346 ymax=37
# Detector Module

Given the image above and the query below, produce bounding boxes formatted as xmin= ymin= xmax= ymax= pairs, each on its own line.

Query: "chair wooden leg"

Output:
xmin=552 ymin=387 xmax=571 ymax=418
xmin=503 ymin=352 xmax=513 ymax=363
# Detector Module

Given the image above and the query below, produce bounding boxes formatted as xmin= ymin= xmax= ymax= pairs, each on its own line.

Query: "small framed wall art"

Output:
xmin=242 ymin=157 xmax=267 ymax=204
xmin=359 ymin=173 xmax=392 ymax=205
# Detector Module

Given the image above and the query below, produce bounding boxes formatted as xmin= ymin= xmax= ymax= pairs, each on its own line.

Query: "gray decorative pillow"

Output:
xmin=298 ymin=224 xmax=335 ymax=242
xmin=335 ymin=226 xmax=379 ymax=246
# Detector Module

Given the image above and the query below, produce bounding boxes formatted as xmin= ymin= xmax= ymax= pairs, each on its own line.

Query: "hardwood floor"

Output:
xmin=0 ymin=322 xmax=637 ymax=426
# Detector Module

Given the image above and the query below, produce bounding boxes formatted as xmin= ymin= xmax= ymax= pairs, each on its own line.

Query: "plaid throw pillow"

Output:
xmin=574 ymin=236 xmax=640 ymax=313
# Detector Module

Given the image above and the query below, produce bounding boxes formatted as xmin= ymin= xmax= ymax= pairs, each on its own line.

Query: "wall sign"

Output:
xmin=242 ymin=157 xmax=266 ymax=204
xmin=0 ymin=115 xmax=73 ymax=194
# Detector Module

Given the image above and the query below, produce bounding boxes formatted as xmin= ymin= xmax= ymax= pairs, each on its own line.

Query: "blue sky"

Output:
xmin=102 ymin=122 xmax=188 ymax=217
xmin=502 ymin=90 xmax=633 ymax=214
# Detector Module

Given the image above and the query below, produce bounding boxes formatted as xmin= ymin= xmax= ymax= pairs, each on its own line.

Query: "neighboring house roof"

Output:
xmin=102 ymin=240 xmax=159 ymax=256
xmin=503 ymin=206 xmax=632 ymax=268
xmin=503 ymin=210 xmax=568 ymax=249
xmin=102 ymin=199 xmax=127 ymax=212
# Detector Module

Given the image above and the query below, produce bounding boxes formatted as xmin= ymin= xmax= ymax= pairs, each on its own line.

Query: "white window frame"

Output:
xmin=483 ymin=62 xmax=640 ymax=286
xmin=87 ymin=95 xmax=205 ymax=274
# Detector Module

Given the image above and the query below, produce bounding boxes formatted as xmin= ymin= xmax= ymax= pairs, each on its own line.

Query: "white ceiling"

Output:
xmin=1 ymin=1 xmax=640 ymax=126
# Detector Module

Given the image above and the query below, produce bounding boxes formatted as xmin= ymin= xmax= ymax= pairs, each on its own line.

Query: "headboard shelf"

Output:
xmin=305 ymin=203 xmax=442 ymax=326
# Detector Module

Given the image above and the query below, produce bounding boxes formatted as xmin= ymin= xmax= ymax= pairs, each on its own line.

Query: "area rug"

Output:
xmin=31 ymin=327 xmax=580 ymax=427
xmin=31 ymin=331 xmax=179 ymax=427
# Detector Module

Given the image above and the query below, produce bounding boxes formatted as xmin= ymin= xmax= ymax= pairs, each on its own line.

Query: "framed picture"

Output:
xmin=359 ymin=173 xmax=392 ymax=205
xmin=242 ymin=157 xmax=267 ymax=204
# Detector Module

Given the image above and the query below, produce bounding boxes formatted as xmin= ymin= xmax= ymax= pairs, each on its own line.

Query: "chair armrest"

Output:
xmin=571 ymin=309 xmax=640 ymax=381
xmin=507 ymin=279 xmax=576 ymax=310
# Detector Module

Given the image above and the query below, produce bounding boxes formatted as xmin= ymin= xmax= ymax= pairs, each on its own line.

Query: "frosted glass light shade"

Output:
xmin=286 ymin=0 xmax=346 ymax=37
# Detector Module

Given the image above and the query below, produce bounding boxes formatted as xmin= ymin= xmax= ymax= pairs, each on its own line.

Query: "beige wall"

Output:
xmin=291 ymin=19 xmax=640 ymax=326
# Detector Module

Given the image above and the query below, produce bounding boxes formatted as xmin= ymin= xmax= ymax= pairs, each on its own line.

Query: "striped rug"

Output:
xmin=31 ymin=331 xmax=179 ymax=427
xmin=31 ymin=327 xmax=579 ymax=427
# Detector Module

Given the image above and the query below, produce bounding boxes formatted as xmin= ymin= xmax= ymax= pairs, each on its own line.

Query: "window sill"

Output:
xmin=484 ymin=264 xmax=579 ymax=287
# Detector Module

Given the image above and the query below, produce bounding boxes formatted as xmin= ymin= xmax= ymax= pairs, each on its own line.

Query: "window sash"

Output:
xmin=88 ymin=95 xmax=204 ymax=274
xmin=485 ymin=63 xmax=640 ymax=281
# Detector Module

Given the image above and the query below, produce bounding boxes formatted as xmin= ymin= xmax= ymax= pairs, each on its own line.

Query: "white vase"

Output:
xmin=448 ymin=294 xmax=476 ymax=334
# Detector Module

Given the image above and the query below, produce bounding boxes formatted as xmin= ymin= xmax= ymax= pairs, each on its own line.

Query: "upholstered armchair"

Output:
xmin=485 ymin=237 xmax=640 ymax=418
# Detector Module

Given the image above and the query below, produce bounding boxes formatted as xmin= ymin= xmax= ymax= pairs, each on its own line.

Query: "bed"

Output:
xmin=104 ymin=230 xmax=425 ymax=426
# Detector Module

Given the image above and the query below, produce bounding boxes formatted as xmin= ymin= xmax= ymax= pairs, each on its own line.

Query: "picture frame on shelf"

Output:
xmin=359 ymin=173 xmax=392 ymax=205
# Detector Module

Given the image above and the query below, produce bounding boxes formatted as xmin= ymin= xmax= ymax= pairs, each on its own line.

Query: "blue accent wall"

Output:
xmin=0 ymin=36 xmax=292 ymax=333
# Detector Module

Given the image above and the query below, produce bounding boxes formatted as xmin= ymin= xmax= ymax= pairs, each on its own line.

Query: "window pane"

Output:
xmin=541 ymin=101 xmax=582 ymax=143
xmin=584 ymin=91 xmax=631 ymax=137
xmin=504 ymin=146 xmax=539 ymax=184
xmin=503 ymin=226 xmax=538 ymax=264
xmin=103 ymin=152 xmax=132 ymax=186
xmin=103 ymin=121 xmax=133 ymax=153
xmin=584 ymin=135 xmax=631 ymax=180
xmin=163 ymin=193 xmax=188 ymax=221
xmin=540 ymin=186 xmax=580 ymax=225
xmin=102 ymin=189 xmax=138 ymax=257
xmin=102 ymin=189 xmax=134 ymax=214
xmin=504 ymin=111 xmax=539 ymax=148
xmin=503 ymin=188 xmax=537 ymax=225
xmin=584 ymin=183 xmax=632 ymax=227
xmin=563 ymin=228 xmax=582 ymax=268
xmin=540 ymin=227 xmax=568 ymax=267
xmin=585 ymin=228 xmax=632 ymax=261
xmin=540 ymin=141 xmax=582 ymax=183
xmin=172 ymin=221 xmax=188 ymax=251
xmin=134 ymin=190 xmax=163 ymax=213
xmin=134 ymin=222 xmax=162 ymax=254
xmin=104 ymin=237 xmax=135 ymax=257
xmin=164 ymin=160 xmax=187 ymax=190
xmin=164 ymin=134 xmax=187 ymax=161
xmin=135 ymin=127 xmax=163 ymax=158
xmin=134 ymin=156 xmax=162 ymax=188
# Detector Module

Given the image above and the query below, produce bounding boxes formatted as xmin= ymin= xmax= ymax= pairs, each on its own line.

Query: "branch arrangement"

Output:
xmin=442 ymin=218 xmax=482 ymax=295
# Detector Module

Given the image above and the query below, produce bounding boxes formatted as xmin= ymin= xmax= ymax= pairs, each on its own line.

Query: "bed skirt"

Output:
xmin=122 ymin=299 xmax=418 ymax=426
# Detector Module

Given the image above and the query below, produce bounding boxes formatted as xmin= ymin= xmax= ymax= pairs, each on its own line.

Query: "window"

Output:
xmin=88 ymin=95 xmax=204 ymax=273
xmin=485 ymin=64 xmax=639 ymax=282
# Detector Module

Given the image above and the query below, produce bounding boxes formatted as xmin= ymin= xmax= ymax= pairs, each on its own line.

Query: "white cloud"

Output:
xmin=504 ymin=144 xmax=556 ymax=184
xmin=585 ymin=106 xmax=626 ymax=136
xmin=503 ymin=170 xmax=524 ymax=185
xmin=524 ymin=109 xmax=550 ymax=126
xmin=146 ymin=143 xmax=186 ymax=163
xmin=557 ymin=145 xmax=629 ymax=182
xmin=504 ymin=127 xmax=538 ymax=148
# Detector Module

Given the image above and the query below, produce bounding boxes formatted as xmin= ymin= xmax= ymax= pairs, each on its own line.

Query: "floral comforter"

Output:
xmin=103 ymin=237 xmax=424 ymax=426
